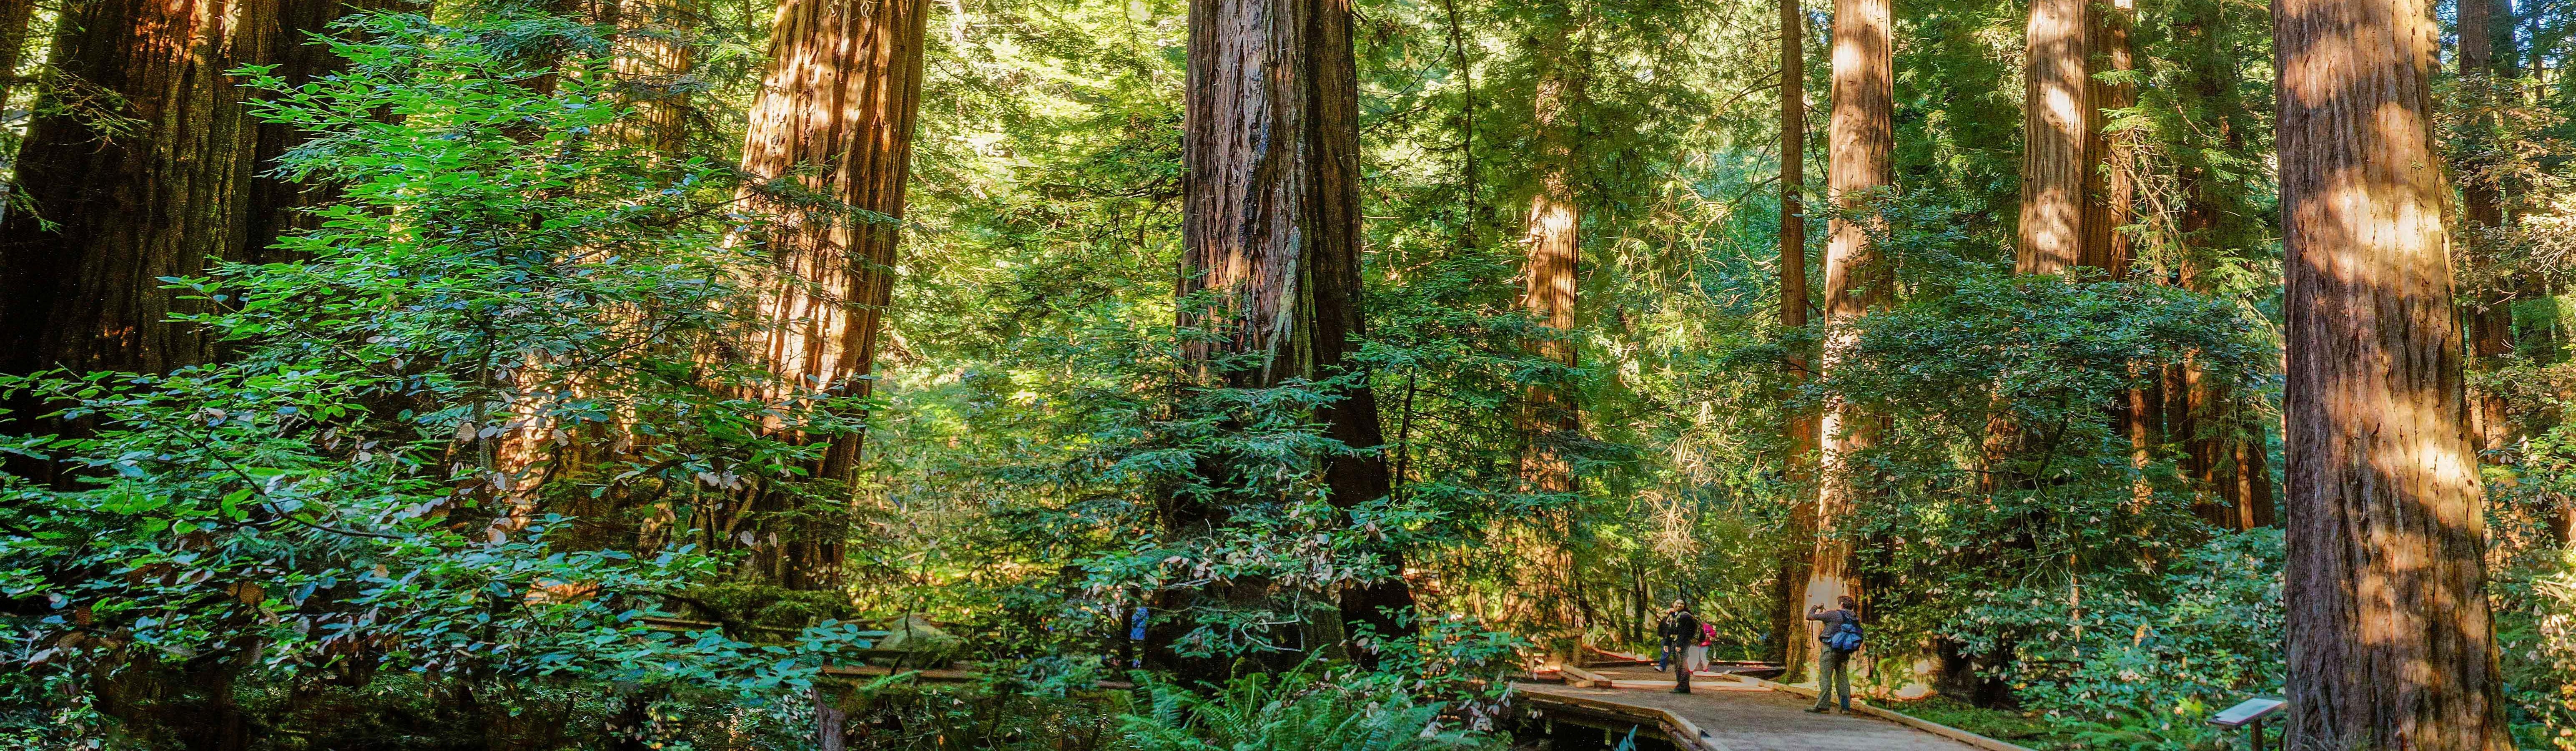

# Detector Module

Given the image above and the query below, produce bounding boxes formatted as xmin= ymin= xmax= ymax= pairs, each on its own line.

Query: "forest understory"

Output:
xmin=1 ymin=0 xmax=2573 ymax=746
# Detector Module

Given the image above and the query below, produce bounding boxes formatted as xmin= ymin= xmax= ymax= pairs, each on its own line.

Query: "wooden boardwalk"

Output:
xmin=1516 ymin=667 xmax=2014 ymax=751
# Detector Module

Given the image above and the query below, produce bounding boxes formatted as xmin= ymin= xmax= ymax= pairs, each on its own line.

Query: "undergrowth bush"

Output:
xmin=1119 ymin=663 xmax=1499 ymax=751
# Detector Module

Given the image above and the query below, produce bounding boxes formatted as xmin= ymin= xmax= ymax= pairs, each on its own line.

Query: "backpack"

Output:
xmin=1823 ymin=619 xmax=1863 ymax=652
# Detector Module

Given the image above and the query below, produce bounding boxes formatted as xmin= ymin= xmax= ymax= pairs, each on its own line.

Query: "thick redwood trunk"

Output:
xmin=731 ymin=0 xmax=931 ymax=590
xmin=1769 ymin=0 xmax=1817 ymax=670
xmin=1170 ymin=0 xmax=1412 ymax=666
xmin=1519 ymin=59 xmax=1584 ymax=649
xmin=1 ymin=0 xmax=288 ymax=375
xmin=1805 ymin=0 xmax=1890 ymax=651
xmin=2278 ymin=0 xmax=2507 ymax=741
xmin=2081 ymin=0 xmax=2134 ymax=275
xmin=2017 ymin=0 xmax=2087 ymax=275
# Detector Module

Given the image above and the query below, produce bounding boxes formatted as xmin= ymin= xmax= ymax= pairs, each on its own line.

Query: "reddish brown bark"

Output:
xmin=1771 ymin=0 xmax=1818 ymax=671
xmin=2017 ymin=0 xmax=2087 ymax=275
xmin=2081 ymin=0 xmax=2135 ymax=275
xmin=0 ymin=0 xmax=297 ymax=375
xmin=1519 ymin=58 xmax=1583 ymax=648
xmin=732 ymin=0 xmax=931 ymax=588
xmin=2278 ymin=0 xmax=2507 ymax=740
xmin=1805 ymin=0 xmax=1890 ymax=642
xmin=1171 ymin=0 xmax=1412 ymax=659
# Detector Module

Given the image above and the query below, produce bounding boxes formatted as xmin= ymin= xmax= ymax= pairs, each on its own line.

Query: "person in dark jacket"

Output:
xmin=1662 ymin=603 xmax=1701 ymax=693
xmin=1653 ymin=600 xmax=1688 ymax=672
xmin=1806 ymin=596 xmax=1861 ymax=713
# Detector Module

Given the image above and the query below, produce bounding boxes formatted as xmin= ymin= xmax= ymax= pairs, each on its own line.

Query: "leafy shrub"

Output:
xmin=1119 ymin=664 xmax=1497 ymax=751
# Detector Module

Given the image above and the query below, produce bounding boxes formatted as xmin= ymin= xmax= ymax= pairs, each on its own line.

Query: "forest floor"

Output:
xmin=1516 ymin=671 xmax=2000 ymax=751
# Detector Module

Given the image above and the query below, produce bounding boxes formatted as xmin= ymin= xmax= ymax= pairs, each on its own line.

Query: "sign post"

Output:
xmin=2207 ymin=697 xmax=2285 ymax=751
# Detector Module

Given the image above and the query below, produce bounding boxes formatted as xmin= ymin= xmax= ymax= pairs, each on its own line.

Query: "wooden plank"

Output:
xmin=1731 ymin=676 xmax=2037 ymax=751
xmin=1559 ymin=665 xmax=1615 ymax=688
xmin=1518 ymin=689 xmax=1735 ymax=751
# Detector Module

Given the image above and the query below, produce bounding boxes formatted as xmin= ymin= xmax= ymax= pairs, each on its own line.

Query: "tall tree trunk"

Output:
xmin=1162 ymin=0 xmax=1412 ymax=673
xmin=0 ymin=0 xmax=35 ymax=117
xmin=1806 ymin=0 xmax=1890 ymax=653
xmin=2278 ymin=0 xmax=2507 ymax=740
xmin=0 ymin=0 xmax=392 ymax=744
xmin=731 ymin=0 xmax=931 ymax=593
xmin=2081 ymin=0 xmax=2134 ymax=275
xmin=2017 ymin=0 xmax=2087 ymax=275
xmin=2166 ymin=10 xmax=2276 ymax=530
xmin=1 ymin=0 xmax=284 ymax=376
xmin=609 ymin=0 xmax=698 ymax=158
xmin=1770 ymin=0 xmax=1817 ymax=672
xmin=2459 ymin=0 xmax=2514 ymax=457
xmin=1519 ymin=55 xmax=1584 ymax=652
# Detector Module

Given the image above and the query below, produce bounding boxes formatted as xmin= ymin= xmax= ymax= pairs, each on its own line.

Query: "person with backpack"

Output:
xmin=1805 ymin=596 xmax=1862 ymax=713
xmin=1653 ymin=600 xmax=1688 ymax=672
xmin=1664 ymin=603 xmax=1702 ymax=693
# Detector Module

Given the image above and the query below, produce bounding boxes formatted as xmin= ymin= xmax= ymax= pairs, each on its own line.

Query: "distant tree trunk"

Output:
xmin=2278 ymin=0 xmax=2508 ymax=741
xmin=731 ymin=0 xmax=931 ymax=590
xmin=2160 ymin=10 xmax=2276 ymax=530
xmin=1159 ymin=0 xmax=1412 ymax=674
xmin=1769 ymin=0 xmax=1816 ymax=671
xmin=2459 ymin=0 xmax=2514 ymax=457
xmin=2017 ymin=0 xmax=2087 ymax=275
xmin=609 ymin=0 xmax=698 ymax=158
xmin=0 ymin=0 xmax=34 ymax=114
xmin=1805 ymin=0 xmax=1890 ymax=654
xmin=1519 ymin=54 xmax=1584 ymax=652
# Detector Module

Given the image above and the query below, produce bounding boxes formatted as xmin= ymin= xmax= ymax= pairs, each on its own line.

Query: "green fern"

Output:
xmin=1117 ymin=666 xmax=1497 ymax=751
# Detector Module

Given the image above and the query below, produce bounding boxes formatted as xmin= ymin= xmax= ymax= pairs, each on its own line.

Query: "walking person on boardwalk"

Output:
xmin=1805 ymin=596 xmax=1862 ymax=713
xmin=1653 ymin=600 xmax=1689 ymax=672
xmin=1663 ymin=603 xmax=1701 ymax=693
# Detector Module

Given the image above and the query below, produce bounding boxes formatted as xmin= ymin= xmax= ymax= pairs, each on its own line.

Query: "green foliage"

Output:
xmin=1119 ymin=664 xmax=1495 ymax=751
xmin=0 ymin=11 xmax=874 ymax=747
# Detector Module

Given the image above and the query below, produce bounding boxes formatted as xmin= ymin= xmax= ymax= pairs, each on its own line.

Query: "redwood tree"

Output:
xmin=1769 ymin=0 xmax=1819 ymax=671
xmin=0 ymin=0 xmax=373 ymax=377
xmin=1806 ymin=0 xmax=1891 ymax=636
xmin=2017 ymin=0 xmax=2087 ymax=274
xmin=730 ymin=0 xmax=932 ymax=588
xmin=1172 ymin=0 xmax=1413 ymax=658
xmin=2278 ymin=0 xmax=2507 ymax=741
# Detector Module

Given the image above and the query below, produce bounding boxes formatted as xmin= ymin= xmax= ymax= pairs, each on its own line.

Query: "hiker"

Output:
xmin=1664 ymin=603 xmax=1701 ymax=693
xmin=1653 ymin=600 xmax=1688 ymax=672
xmin=1805 ymin=596 xmax=1862 ymax=713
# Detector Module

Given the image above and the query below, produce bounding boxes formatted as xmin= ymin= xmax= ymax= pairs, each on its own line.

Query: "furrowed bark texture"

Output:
xmin=2016 ymin=0 xmax=2087 ymax=275
xmin=1806 ymin=0 xmax=1890 ymax=640
xmin=1771 ymin=0 xmax=1817 ymax=672
xmin=1518 ymin=57 xmax=1584 ymax=650
xmin=2277 ymin=0 xmax=2507 ymax=741
xmin=2081 ymin=0 xmax=2134 ymax=274
xmin=1166 ymin=0 xmax=1413 ymax=670
xmin=733 ymin=0 xmax=931 ymax=588
xmin=0 ymin=0 xmax=345 ymax=376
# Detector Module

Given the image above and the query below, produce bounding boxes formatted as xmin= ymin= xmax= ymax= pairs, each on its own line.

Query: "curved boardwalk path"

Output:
xmin=1515 ymin=667 xmax=1996 ymax=751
